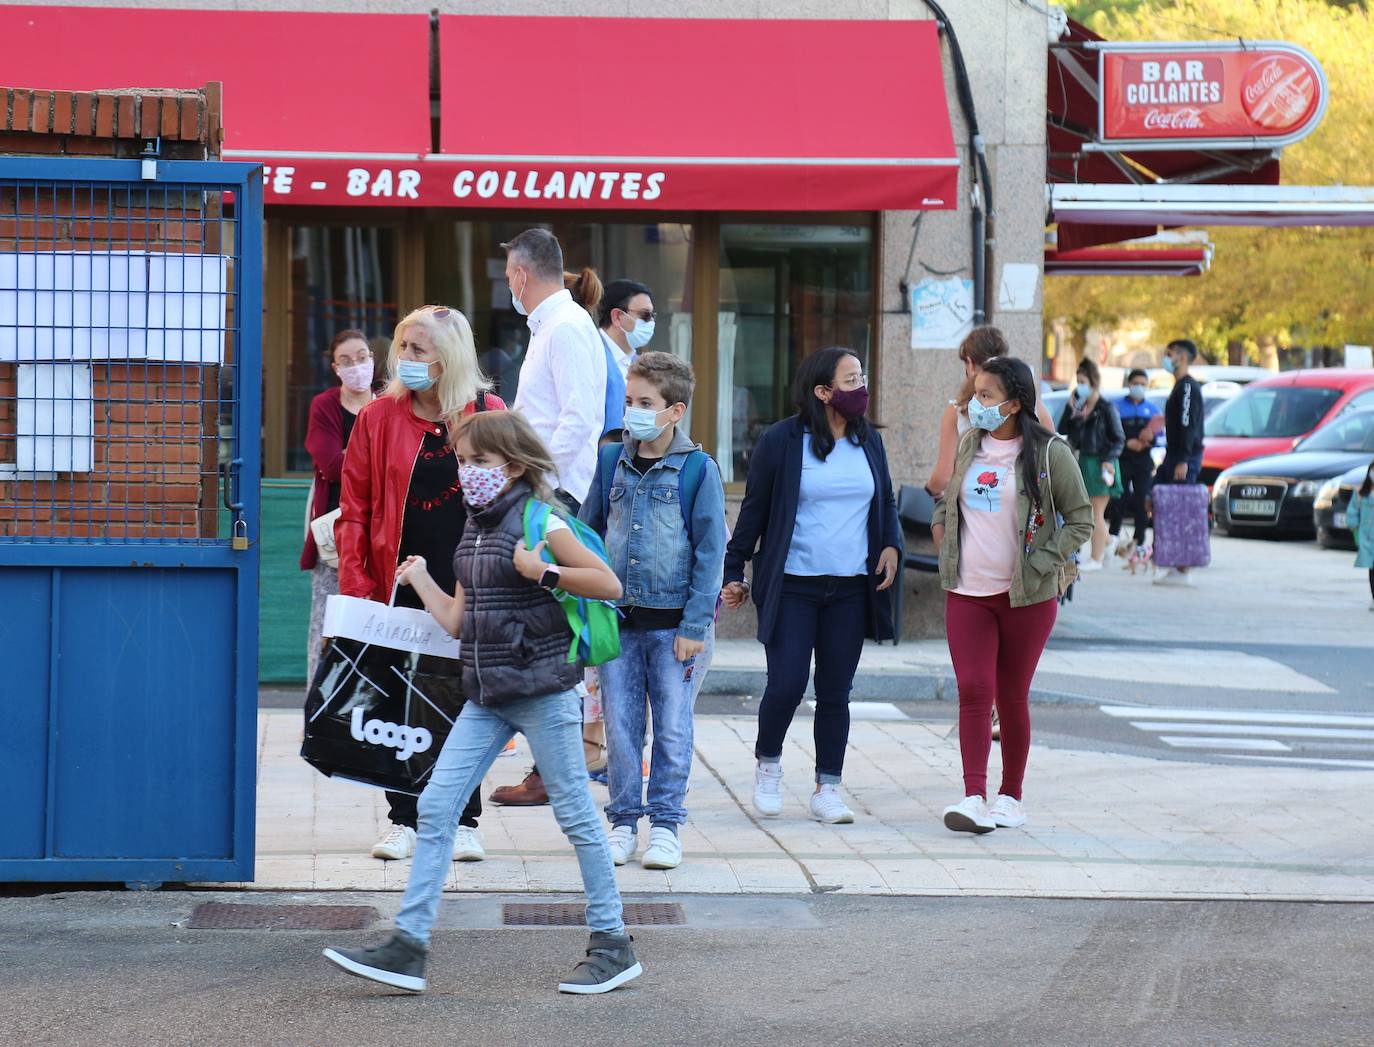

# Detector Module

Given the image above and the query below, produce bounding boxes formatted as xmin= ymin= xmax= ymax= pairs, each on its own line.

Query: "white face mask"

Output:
xmin=621 ymin=314 xmax=656 ymax=351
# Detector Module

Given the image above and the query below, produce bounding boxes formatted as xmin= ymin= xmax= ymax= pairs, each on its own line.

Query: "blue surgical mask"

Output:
xmin=509 ymin=271 xmax=528 ymax=317
xmin=622 ymin=316 xmax=655 ymax=351
xmin=967 ymin=398 xmax=1008 ymax=432
xmin=623 ymin=406 xmax=671 ymax=442
xmin=398 ymin=359 xmax=436 ymax=392
xmin=1163 ymin=355 xmax=1176 ymax=374
xmin=1076 ymin=382 xmax=1092 ymax=400
xmin=1128 ymin=384 xmax=1146 ymax=401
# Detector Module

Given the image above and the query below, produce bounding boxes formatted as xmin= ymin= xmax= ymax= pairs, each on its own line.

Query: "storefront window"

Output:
xmin=424 ymin=218 xmax=694 ymax=410
xmin=716 ymin=223 xmax=874 ymax=482
xmin=285 ymin=225 xmax=399 ymax=471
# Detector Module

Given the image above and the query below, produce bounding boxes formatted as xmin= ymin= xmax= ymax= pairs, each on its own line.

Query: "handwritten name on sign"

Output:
xmin=322 ymin=594 xmax=460 ymax=660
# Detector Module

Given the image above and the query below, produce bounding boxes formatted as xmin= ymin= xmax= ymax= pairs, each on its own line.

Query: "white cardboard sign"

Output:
xmin=322 ymin=594 xmax=461 ymax=661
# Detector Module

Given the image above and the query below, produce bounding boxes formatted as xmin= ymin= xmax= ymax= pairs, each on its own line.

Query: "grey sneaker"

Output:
xmin=557 ymin=931 xmax=643 ymax=995
xmin=323 ymin=931 xmax=428 ymax=993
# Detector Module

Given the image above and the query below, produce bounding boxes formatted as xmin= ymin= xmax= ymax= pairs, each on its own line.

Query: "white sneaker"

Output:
xmin=942 ymin=795 xmax=996 ymax=834
xmin=988 ymin=794 xmax=1027 ymax=828
xmin=370 ymin=825 xmax=416 ymax=861
xmin=1103 ymin=534 xmax=1120 ymax=559
xmin=452 ymin=825 xmax=485 ymax=862
xmin=753 ymin=761 xmax=783 ymax=817
xmin=1078 ymin=558 xmax=1103 ymax=573
xmin=809 ymin=784 xmax=855 ymax=824
xmin=607 ymin=825 xmax=638 ymax=867
xmin=1153 ymin=568 xmax=1194 ymax=587
xmin=641 ymin=826 xmax=683 ymax=870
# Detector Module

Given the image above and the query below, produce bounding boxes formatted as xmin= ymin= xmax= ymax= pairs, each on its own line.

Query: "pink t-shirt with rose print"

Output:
xmin=953 ymin=434 xmax=1024 ymax=597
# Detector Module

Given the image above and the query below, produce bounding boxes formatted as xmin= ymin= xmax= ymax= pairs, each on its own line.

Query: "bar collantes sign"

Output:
xmin=1097 ymin=41 xmax=1327 ymax=151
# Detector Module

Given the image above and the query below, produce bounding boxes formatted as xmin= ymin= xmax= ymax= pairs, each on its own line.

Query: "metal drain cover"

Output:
xmin=502 ymin=901 xmax=685 ymax=927
xmin=186 ymin=903 xmax=377 ymax=930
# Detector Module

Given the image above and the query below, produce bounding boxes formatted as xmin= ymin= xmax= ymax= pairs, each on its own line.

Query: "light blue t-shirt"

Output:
xmin=784 ymin=434 xmax=875 ymax=577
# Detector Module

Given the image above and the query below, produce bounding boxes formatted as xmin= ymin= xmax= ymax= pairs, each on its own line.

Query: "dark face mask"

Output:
xmin=828 ymin=385 xmax=869 ymax=421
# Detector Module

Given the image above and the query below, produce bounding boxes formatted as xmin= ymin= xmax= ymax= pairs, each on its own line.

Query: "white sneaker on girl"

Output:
xmin=988 ymin=794 xmax=1027 ymax=828
xmin=809 ymin=784 xmax=855 ymax=824
xmin=753 ymin=761 xmax=783 ymax=817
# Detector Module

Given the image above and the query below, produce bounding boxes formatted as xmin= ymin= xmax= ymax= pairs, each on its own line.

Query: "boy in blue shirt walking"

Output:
xmin=580 ymin=352 xmax=726 ymax=870
xmin=1109 ymin=368 xmax=1162 ymax=564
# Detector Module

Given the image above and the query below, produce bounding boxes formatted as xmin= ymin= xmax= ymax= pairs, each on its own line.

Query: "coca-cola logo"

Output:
xmin=1143 ymin=108 xmax=1204 ymax=130
xmin=1241 ymin=56 xmax=1317 ymax=130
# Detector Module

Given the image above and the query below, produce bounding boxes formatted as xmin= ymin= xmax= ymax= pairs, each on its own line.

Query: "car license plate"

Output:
xmin=1231 ymin=498 xmax=1276 ymax=517
xmin=1334 ymin=512 xmax=1348 ymax=529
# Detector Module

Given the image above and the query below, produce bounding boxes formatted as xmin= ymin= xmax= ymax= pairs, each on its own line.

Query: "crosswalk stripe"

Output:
xmin=1159 ymin=736 xmax=1290 ymax=751
xmin=1102 ymin=706 xmax=1374 ymax=728
xmin=1131 ymin=722 xmax=1374 ymax=741
xmin=1224 ymin=754 xmax=1374 ymax=770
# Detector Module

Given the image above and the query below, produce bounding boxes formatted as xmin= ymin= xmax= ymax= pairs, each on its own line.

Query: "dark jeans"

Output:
xmin=1155 ymin=450 xmax=1203 ymax=486
xmin=1368 ymin=568 xmax=1374 ymax=602
xmin=1108 ymin=454 xmax=1155 ymax=547
xmin=756 ymin=574 xmax=868 ymax=783
xmin=389 ymin=781 xmax=480 ymax=830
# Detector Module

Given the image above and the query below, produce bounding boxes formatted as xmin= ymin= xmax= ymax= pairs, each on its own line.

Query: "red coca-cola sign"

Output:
xmin=1098 ymin=42 xmax=1326 ymax=150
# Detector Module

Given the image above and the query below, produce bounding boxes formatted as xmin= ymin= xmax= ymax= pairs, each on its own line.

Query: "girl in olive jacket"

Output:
xmin=931 ymin=356 xmax=1092 ymax=836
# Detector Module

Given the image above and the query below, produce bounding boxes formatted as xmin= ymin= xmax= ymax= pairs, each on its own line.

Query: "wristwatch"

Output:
xmin=538 ymin=565 xmax=562 ymax=591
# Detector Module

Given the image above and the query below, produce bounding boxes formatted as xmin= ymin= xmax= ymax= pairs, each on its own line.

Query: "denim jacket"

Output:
xmin=579 ymin=427 xmax=727 ymax=641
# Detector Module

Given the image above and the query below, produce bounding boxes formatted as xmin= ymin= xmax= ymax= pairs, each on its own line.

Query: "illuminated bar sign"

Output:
xmin=1097 ymin=41 xmax=1327 ymax=151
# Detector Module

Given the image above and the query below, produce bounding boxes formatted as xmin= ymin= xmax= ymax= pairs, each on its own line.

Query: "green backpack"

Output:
xmin=520 ymin=499 xmax=622 ymax=667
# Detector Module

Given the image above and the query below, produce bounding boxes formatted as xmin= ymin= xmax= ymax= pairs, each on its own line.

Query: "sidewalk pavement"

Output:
xmin=238 ymin=708 xmax=1374 ymax=902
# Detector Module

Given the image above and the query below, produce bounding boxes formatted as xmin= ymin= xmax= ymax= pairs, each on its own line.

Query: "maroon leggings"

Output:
xmin=945 ymin=591 xmax=1057 ymax=801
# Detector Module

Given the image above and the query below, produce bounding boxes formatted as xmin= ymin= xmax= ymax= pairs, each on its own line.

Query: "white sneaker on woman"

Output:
xmin=753 ymin=761 xmax=783 ymax=817
xmin=452 ymin=825 xmax=485 ymax=861
xmin=1078 ymin=558 xmax=1103 ymax=573
xmin=942 ymin=795 xmax=996 ymax=834
xmin=370 ymin=825 xmax=416 ymax=861
xmin=988 ymin=794 xmax=1027 ymax=828
xmin=809 ymin=784 xmax=855 ymax=824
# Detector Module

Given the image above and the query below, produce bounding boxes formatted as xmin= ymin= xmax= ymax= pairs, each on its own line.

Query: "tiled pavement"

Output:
xmin=237 ymin=709 xmax=1374 ymax=902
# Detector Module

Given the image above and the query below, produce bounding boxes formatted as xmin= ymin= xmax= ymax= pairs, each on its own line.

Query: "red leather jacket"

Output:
xmin=337 ymin=391 xmax=505 ymax=603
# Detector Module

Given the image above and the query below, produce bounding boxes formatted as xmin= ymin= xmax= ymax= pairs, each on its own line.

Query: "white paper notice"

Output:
xmin=997 ymin=263 xmax=1040 ymax=312
xmin=1344 ymin=345 xmax=1373 ymax=369
xmin=910 ymin=277 xmax=974 ymax=349
xmin=322 ymin=594 xmax=461 ymax=661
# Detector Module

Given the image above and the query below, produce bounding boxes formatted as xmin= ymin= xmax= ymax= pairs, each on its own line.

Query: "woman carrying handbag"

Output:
xmin=932 ymin=357 xmax=1092 ymax=835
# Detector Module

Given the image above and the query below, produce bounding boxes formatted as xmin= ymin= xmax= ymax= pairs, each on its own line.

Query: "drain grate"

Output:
xmin=186 ymin=903 xmax=378 ymax=931
xmin=502 ymin=901 xmax=686 ymax=927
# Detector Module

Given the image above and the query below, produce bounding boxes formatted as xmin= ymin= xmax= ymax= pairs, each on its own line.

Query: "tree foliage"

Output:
xmin=1046 ymin=0 xmax=1374 ymax=362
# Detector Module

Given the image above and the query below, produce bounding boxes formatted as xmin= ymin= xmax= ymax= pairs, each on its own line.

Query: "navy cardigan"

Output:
xmin=724 ymin=416 xmax=903 ymax=645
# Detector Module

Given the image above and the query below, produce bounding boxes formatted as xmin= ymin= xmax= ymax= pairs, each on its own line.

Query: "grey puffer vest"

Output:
xmin=453 ymin=482 xmax=580 ymax=705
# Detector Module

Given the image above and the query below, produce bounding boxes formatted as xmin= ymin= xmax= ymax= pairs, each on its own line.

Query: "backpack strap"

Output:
xmin=521 ymin=498 xmax=556 ymax=564
xmin=599 ymin=443 xmax=624 ymax=528
xmin=677 ymin=449 xmax=708 ymax=542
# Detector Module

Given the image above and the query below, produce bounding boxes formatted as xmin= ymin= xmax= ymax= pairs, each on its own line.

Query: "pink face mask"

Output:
xmin=459 ymin=463 xmax=509 ymax=508
xmin=338 ymin=362 xmax=373 ymax=393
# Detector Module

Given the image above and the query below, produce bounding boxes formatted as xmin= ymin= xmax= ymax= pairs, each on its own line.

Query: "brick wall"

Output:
xmin=0 ymin=83 xmax=226 ymax=540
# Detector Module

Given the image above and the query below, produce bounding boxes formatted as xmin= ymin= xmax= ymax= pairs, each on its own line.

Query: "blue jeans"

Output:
xmin=395 ymin=689 xmax=624 ymax=945
xmin=756 ymin=575 xmax=867 ymax=783
xmin=600 ymin=628 xmax=696 ymax=830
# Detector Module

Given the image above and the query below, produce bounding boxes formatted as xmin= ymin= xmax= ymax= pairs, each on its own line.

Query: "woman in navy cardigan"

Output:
xmin=723 ymin=348 xmax=901 ymax=825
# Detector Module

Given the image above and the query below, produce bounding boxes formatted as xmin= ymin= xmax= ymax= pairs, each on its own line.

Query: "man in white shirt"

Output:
xmin=505 ymin=229 xmax=606 ymax=512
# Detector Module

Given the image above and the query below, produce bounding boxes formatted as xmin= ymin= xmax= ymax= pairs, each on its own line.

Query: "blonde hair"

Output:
xmin=452 ymin=411 xmax=559 ymax=508
xmin=385 ymin=305 xmax=493 ymax=426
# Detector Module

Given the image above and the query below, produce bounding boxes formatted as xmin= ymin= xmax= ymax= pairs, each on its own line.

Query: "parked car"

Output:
xmin=1313 ymin=461 xmax=1372 ymax=550
xmin=1200 ymin=370 xmax=1374 ymax=486
xmin=1212 ymin=407 xmax=1374 ymax=537
xmin=1191 ymin=364 xmax=1272 ymax=386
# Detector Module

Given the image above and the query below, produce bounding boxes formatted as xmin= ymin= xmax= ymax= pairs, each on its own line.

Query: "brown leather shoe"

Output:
xmin=490 ymin=770 xmax=549 ymax=806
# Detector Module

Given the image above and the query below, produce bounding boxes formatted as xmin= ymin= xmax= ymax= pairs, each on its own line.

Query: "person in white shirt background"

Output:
xmin=505 ymin=228 xmax=607 ymax=514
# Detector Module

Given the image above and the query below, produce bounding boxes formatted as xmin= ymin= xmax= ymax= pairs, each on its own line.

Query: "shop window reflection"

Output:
xmin=717 ymin=224 xmax=873 ymax=482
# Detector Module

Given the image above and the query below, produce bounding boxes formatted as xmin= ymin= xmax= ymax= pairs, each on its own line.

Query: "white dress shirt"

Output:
xmin=602 ymin=331 xmax=634 ymax=380
xmin=513 ymin=288 xmax=607 ymax=503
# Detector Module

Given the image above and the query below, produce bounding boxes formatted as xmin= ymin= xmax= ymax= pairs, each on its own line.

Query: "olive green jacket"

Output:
xmin=932 ymin=430 xmax=1094 ymax=607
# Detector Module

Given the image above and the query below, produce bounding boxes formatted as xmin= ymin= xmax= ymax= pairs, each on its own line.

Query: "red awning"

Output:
xmin=0 ymin=6 xmax=431 ymax=159
xmin=1045 ymin=246 xmax=1211 ymax=277
xmin=431 ymin=16 xmax=958 ymax=212
xmin=1048 ymin=18 xmax=1280 ymax=250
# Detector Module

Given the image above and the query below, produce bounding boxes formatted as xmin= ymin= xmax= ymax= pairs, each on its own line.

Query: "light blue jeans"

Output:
xmin=600 ymin=628 xmax=696 ymax=831
xmin=395 ymin=689 xmax=624 ymax=945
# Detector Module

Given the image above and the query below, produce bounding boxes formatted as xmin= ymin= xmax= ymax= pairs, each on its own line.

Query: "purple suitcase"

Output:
xmin=1152 ymin=483 xmax=1211 ymax=568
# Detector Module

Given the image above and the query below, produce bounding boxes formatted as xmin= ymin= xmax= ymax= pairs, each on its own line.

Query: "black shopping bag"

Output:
xmin=301 ymin=594 xmax=463 ymax=795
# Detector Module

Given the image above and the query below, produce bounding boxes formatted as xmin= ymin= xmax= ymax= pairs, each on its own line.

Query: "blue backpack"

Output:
xmin=598 ymin=443 xmax=710 ymax=540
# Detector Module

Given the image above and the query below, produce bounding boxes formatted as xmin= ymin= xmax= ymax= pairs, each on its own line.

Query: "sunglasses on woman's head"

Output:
xmin=429 ymin=306 xmax=451 ymax=319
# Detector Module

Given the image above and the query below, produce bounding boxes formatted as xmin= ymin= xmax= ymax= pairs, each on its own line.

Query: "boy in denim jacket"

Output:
xmin=580 ymin=352 xmax=726 ymax=870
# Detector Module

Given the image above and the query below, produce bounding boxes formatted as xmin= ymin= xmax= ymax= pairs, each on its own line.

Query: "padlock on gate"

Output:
xmin=232 ymin=519 xmax=249 ymax=551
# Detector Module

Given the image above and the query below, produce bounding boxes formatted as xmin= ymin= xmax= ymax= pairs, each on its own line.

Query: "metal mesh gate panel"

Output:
xmin=0 ymin=178 xmax=242 ymax=543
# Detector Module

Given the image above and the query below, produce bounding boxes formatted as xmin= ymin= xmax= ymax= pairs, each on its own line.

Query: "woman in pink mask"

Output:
xmin=302 ymin=329 xmax=377 ymax=682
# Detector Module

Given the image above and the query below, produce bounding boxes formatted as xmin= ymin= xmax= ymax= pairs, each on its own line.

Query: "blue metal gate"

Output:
xmin=0 ymin=157 xmax=262 ymax=885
